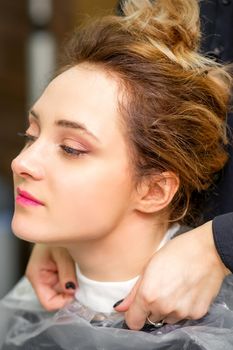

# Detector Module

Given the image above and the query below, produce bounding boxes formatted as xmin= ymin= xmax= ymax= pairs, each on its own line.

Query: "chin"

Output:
xmin=11 ymin=216 xmax=41 ymax=243
xmin=11 ymin=216 xmax=61 ymax=245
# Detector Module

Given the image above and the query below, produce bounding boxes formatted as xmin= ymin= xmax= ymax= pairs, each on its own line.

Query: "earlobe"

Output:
xmin=135 ymin=172 xmax=179 ymax=214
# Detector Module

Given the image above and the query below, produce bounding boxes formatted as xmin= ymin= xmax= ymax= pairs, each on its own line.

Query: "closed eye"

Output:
xmin=60 ymin=145 xmax=88 ymax=157
xmin=17 ymin=132 xmax=37 ymax=144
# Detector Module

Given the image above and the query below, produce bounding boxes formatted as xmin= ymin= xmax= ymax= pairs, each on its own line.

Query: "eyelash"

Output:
xmin=17 ymin=132 xmax=36 ymax=144
xmin=17 ymin=132 xmax=88 ymax=158
xmin=59 ymin=145 xmax=87 ymax=157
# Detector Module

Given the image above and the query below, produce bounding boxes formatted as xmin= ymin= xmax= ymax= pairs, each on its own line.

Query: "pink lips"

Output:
xmin=16 ymin=188 xmax=45 ymax=207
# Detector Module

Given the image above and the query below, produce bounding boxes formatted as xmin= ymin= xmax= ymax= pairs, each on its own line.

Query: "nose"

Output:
xmin=11 ymin=145 xmax=45 ymax=181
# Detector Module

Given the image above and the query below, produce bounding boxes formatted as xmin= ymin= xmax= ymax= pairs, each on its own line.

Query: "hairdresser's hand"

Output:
xmin=26 ymin=244 xmax=78 ymax=311
xmin=115 ymin=221 xmax=230 ymax=330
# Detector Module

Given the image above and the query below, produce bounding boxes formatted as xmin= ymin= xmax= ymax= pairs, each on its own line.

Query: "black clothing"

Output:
xmin=200 ymin=0 xmax=233 ymax=218
xmin=200 ymin=1 xmax=233 ymax=272
xmin=203 ymin=113 xmax=233 ymax=220
xmin=200 ymin=0 xmax=233 ymax=62
xmin=213 ymin=213 xmax=233 ymax=272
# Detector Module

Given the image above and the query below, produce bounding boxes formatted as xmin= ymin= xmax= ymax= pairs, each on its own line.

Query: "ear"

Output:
xmin=135 ymin=172 xmax=179 ymax=214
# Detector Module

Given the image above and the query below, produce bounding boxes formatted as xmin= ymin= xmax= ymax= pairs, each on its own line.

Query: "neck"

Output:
xmin=66 ymin=211 xmax=169 ymax=282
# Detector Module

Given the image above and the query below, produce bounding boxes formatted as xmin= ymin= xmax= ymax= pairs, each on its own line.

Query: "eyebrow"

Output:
xmin=29 ymin=109 xmax=100 ymax=143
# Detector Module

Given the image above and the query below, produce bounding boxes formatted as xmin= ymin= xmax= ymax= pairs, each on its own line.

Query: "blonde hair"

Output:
xmin=61 ymin=0 xmax=232 ymax=224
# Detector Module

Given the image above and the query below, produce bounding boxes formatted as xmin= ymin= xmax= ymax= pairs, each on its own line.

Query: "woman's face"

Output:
xmin=11 ymin=65 xmax=137 ymax=244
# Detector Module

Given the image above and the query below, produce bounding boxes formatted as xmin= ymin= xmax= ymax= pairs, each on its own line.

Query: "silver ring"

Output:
xmin=146 ymin=315 xmax=164 ymax=328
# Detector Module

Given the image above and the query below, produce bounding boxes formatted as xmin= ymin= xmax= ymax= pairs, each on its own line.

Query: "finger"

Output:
xmin=28 ymin=268 xmax=59 ymax=302
xmin=52 ymin=248 xmax=78 ymax=293
xmin=114 ymin=278 xmax=141 ymax=312
xmin=122 ymin=278 xmax=163 ymax=331
xmin=164 ymin=309 xmax=191 ymax=324
xmin=162 ymin=291 xmax=210 ymax=324
xmin=124 ymin=294 xmax=150 ymax=330
xmin=38 ymin=269 xmax=59 ymax=286
xmin=163 ymin=309 xmax=185 ymax=325
xmin=36 ymin=283 xmax=74 ymax=311
xmin=124 ymin=276 xmax=165 ymax=330
xmin=186 ymin=290 xmax=213 ymax=320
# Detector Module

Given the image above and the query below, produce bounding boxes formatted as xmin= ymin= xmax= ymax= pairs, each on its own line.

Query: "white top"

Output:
xmin=75 ymin=224 xmax=180 ymax=313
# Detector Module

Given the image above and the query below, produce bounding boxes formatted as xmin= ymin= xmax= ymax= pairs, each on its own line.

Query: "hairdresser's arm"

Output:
xmin=115 ymin=216 xmax=232 ymax=330
xmin=25 ymin=244 xmax=77 ymax=311
xmin=212 ymin=213 xmax=233 ymax=272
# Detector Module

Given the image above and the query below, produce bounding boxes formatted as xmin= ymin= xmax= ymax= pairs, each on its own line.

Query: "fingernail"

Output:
xmin=113 ymin=299 xmax=124 ymax=308
xmin=65 ymin=281 xmax=76 ymax=290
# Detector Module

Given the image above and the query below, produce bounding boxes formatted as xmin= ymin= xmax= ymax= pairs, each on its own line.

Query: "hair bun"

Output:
xmin=122 ymin=0 xmax=201 ymax=68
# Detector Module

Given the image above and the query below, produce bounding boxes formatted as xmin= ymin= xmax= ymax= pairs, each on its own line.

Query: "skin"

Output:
xmin=26 ymin=222 xmax=230 ymax=328
xmin=13 ymin=63 xmax=230 ymax=329
xmin=26 ymin=244 xmax=77 ymax=310
xmin=14 ymin=63 xmax=230 ymax=328
xmin=15 ymin=62 xmax=228 ymax=329
xmin=12 ymin=63 xmax=178 ymax=285
xmin=116 ymin=221 xmax=230 ymax=329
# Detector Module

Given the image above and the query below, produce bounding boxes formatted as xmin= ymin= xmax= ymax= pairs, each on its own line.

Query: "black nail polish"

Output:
xmin=65 ymin=281 xmax=76 ymax=290
xmin=113 ymin=298 xmax=124 ymax=308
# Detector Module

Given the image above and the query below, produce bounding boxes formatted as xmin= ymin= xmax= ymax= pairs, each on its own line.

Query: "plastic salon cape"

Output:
xmin=0 ymin=276 xmax=233 ymax=350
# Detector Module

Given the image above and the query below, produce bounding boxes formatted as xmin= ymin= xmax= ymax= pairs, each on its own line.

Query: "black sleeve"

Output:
xmin=213 ymin=213 xmax=233 ymax=272
xmin=200 ymin=0 xmax=233 ymax=62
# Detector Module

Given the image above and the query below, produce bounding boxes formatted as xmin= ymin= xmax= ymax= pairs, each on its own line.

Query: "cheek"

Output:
xmin=52 ymin=164 xmax=135 ymax=236
xmin=58 ymin=158 xmax=133 ymax=201
xmin=58 ymin=173 xmax=131 ymax=213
